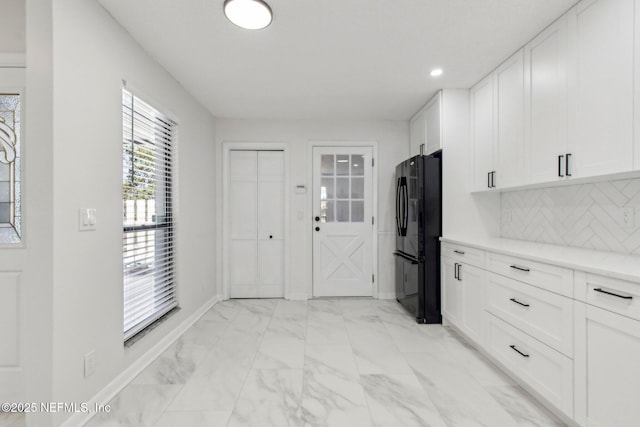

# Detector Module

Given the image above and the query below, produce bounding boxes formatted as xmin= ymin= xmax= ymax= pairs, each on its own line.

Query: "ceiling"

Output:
xmin=98 ymin=0 xmax=577 ymax=121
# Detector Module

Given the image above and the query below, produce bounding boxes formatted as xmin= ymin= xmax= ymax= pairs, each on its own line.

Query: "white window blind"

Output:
xmin=122 ymin=89 xmax=177 ymax=342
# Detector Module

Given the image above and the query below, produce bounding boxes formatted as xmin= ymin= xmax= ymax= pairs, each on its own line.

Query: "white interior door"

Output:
xmin=312 ymin=147 xmax=373 ymax=297
xmin=0 ymin=68 xmax=25 ymax=402
xmin=229 ymin=150 xmax=284 ymax=298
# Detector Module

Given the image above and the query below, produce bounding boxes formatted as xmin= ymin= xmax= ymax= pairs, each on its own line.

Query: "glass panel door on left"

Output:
xmin=0 ymin=93 xmax=21 ymax=244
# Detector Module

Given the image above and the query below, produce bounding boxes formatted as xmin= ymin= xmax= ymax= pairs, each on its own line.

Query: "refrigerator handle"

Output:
xmin=395 ymin=177 xmax=401 ymax=236
xmin=400 ymin=178 xmax=408 ymax=236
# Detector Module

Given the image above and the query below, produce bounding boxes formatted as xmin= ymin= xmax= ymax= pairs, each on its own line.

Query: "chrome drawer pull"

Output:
xmin=593 ymin=288 xmax=633 ymax=300
xmin=509 ymin=298 xmax=530 ymax=308
xmin=454 ymin=250 xmax=465 ymax=255
xmin=510 ymin=265 xmax=530 ymax=272
xmin=510 ymin=345 xmax=530 ymax=358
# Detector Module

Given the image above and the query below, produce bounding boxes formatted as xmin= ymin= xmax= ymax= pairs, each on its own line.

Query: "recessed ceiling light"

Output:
xmin=224 ymin=0 xmax=272 ymax=30
xmin=430 ymin=68 xmax=443 ymax=77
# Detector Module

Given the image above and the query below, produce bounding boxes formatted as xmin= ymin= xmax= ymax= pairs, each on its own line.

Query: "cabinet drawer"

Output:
xmin=489 ymin=315 xmax=573 ymax=418
xmin=486 ymin=252 xmax=573 ymax=297
xmin=487 ymin=273 xmax=573 ymax=357
xmin=576 ymin=272 xmax=640 ymax=322
xmin=441 ymin=243 xmax=485 ymax=268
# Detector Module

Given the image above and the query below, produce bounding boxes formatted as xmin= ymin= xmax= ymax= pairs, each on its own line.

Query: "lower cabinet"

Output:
xmin=441 ymin=241 xmax=640 ymax=426
xmin=441 ymin=255 xmax=488 ymax=346
xmin=574 ymin=302 xmax=640 ymax=427
xmin=489 ymin=315 xmax=573 ymax=417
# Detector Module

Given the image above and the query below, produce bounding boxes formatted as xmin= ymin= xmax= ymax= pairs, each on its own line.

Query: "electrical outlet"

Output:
xmin=622 ymin=207 xmax=635 ymax=229
xmin=84 ymin=351 xmax=97 ymax=378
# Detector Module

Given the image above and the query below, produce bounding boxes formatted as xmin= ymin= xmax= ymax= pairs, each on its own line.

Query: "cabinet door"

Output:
xmin=425 ymin=92 xmax=442 ymax=155
xmin=470 ymin=75 xmax=495 ymax=191
xmin=574 ymin=302 xmax=640 ymax=427
xmin=410 ymin=108 xmax=427 ymax=157
xmin=495 ymin=50 xmax=525 ymax=188
xmin=525 ymin=15 xmax=569 ymax=184
xmin=441 ymin=257 xmax=461 ymax=326
xmin=460 ymin=263 xmax=488 ymax=346
xmin=568 ymin=0 xmax=634 ymax=178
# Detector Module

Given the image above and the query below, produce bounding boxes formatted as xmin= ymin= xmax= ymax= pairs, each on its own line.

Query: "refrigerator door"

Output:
xmin=420 ymin=156 xmax=442 ymax=239
xmin=394 ymin=251 xmax=420 ymax=319
xmin=395 ymin=161 xmax=407 ymax=253
xmin=395 ymin=157 xmax=420 ymax=259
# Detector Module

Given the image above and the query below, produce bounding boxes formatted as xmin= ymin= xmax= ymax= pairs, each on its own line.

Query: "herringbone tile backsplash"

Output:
xmin=501 ymin=178 xmax=640 ymax=255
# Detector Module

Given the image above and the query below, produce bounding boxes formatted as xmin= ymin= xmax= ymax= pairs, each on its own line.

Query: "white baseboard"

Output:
xmin=61 ymin=295 xmax=220 ymax=427
xmin=377 ymin=292 xmax=396 ymax=300
xmin=287 ymin=293 xmax=308 ymax=301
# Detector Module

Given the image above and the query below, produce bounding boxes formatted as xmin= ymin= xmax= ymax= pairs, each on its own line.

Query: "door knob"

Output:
xmin=315 ymin=226 xmax=320 ymax=232
xmin=315 ymin=216 xmax=320 ymax=222
xmin=269 ymin=235 xmax=273 ymax=239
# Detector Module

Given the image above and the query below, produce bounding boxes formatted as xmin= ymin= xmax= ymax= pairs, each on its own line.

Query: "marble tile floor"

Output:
xmin=9 ymin=298 xmax=566 ymax=427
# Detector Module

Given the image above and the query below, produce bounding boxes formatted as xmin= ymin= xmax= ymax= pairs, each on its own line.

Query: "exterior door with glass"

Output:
xmin=312 ymin=146 xmax=374 ymax=297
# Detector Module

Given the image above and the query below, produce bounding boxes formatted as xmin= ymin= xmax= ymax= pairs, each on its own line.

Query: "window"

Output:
xmin=122 ymin=89 xmax=177 ymax=342
xmin=0 ymin=93 xmax=21 ymax=244
xmin=320 ymin=154 xmax=365 ymax=223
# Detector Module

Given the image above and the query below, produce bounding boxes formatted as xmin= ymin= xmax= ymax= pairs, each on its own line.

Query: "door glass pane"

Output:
xmin=0 ymin=93 xmax=21 ymax=243
xmin=336 ymin=200 xmax=349 ymax=222
xmin=336 ymin=155 xmax=350 ymax=176
xmin=336 ymin=177 xmax=349 ymax=199
xmin=322 ymin=200 xmax=334 ymax=223
xmin=321 ymin=177 xmax=334 ymax=200
xmin=351 ymin=155 xmax=364 ymax=176
xmin=351 ymin=201 xmax=364 ymax=222
xmin=321 ymin=155 xmax=334 ymax=176
xmin=351 ymin=177 xmax=364 ymax=199
xmin=0 ymin=182 xmax=8 ymax=202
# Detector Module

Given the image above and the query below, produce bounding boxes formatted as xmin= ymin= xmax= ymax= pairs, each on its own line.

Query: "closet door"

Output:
xmin=229 ymin=150 xmax=284 ymax=298
xmin=229 ymin=151 xmax=259 ymax=298
xmin=257 ymin=151 xmax=284 ymax=297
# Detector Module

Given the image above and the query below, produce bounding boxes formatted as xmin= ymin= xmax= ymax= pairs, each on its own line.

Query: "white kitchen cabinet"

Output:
xmin=409 ymin=91 xmax=442 ymax=157
xmin=574 ymin=302 xmax=640 ymax=427
xmin=495 ymin=49 xmax=525 ymax=188
xmin=441 ymin=256 xmax=462 ymax=326
xmin=524 ymin=15 xmax=569 ymax=184
xmin=424 ymin=92 xmax=442 ymax=155
xmin=441 ymin=247 xmax=488 ymax=346
xmin=409 ymin=108 xmax=426 ymax=157
xmin=567 ymin=0 xmax=634 ymax=179
xmin=459 ymin=262 xmax=489 ymax=346
xmin=489 ymin=315 xmax=574 ymax=418
xmin=470 ymin=75 xmax=495 ymax=191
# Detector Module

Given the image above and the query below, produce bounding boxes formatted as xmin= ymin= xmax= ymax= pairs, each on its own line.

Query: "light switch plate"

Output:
xmin=79 ymin=208 xmax=97 ymax=231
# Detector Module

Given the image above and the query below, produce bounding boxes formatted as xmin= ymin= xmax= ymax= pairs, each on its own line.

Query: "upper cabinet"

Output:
xmin=567 ymin=0 xmax=634 ymax=178
xmin=471 ymin=75 xmax=496 ymax=191
xmin=409 ymin=108 xmax=427 ymax=157
xmin=472 ymin=0 xmax=639 ymax=192
xmin=495 ymin=50 xmax=526 ymax=189
xmin=410 ymin=91 xmax=442 ymax=157
xmin=471 ymin=50 xmax=525 ymax=191
xmin=524 ymin=15 xmax=569 ymax=184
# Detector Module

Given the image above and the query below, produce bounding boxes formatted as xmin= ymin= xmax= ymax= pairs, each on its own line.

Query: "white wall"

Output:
xmin=214 ymin=119 xmax=408 ymax=300
xmin=50 ymin=1 xmax=217 ymax=425
xmin=441 ymin=89 xmax=500 ymax=240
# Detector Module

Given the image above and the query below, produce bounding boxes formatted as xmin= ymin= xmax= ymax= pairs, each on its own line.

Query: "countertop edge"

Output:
xmin=440 ymin=236 xmax=640 ymax=284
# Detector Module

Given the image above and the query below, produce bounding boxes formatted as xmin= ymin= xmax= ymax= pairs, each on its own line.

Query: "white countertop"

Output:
xmin=441 ymin=236 xmax=640 ymax=283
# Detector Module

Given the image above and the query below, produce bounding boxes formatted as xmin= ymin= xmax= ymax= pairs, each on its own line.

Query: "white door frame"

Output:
xmin=222 ymin=142 xmax=290 ymax=300
xmin=307 ymin=141 xmax=378 ymax=298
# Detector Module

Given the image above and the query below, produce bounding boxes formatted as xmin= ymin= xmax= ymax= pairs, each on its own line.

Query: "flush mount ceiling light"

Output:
xmin=224 ymin=0 xmax=272 ymax=30
xmin=430 ymin=68 xmax=443 ymax=77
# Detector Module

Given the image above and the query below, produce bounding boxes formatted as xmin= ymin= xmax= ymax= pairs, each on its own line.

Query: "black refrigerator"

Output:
xmin=394 ymin=152 xmax=442 ymax=324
